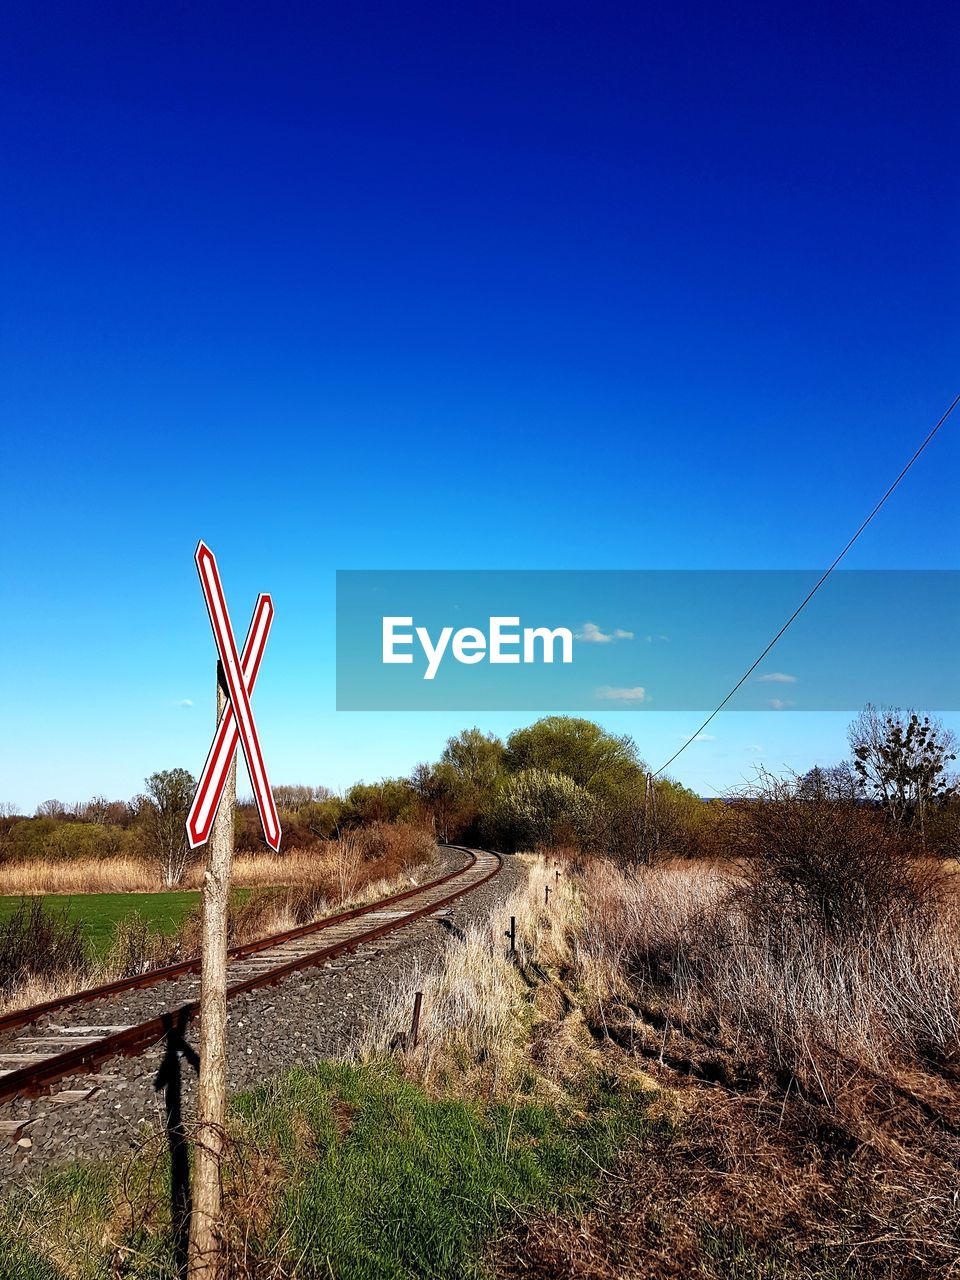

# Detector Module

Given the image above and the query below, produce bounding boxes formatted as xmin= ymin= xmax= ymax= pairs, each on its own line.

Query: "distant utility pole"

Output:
xmin=647 ymin=768 xmax=655 ymax=860
xmin=188 ymin=664 xmax=236 ymax=1280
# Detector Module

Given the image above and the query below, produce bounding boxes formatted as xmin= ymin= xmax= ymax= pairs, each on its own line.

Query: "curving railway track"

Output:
xmin=0 ymin=845 xmax=501 ymax=1110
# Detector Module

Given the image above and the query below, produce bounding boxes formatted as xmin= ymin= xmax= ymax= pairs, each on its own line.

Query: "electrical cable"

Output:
xmin=653 ymin=392 xmax=960 ymax=777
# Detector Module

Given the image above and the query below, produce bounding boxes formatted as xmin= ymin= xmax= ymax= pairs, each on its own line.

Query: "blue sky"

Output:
xmin=1 ymin=2 xmax=957 ymax=811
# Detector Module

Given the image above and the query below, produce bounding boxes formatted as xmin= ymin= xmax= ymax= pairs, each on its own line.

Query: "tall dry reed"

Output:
xmin=0 ymin=824 xmax=437 ymax=896
xmin=575 ymin=855 xmax=960 ymax=1090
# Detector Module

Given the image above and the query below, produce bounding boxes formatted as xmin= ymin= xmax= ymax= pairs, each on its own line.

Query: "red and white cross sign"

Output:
xmin=186 ymin=542 xmax=282 ymax=852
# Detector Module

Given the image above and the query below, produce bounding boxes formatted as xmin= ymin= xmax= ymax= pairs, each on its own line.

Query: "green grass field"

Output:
xmin=0 ymin=1059 xmax=655 ymax=1279
xmin=0 ymin=890 xmax=250 ymax=957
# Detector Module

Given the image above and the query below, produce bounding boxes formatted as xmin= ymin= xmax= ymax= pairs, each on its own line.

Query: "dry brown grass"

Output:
xmin=358 ymin=854 xmax=588 ymax=1097
xmin=483 ymin=846 xmax=960 ymax=1279
xmin=574 ymin=855 xmax=960 ymax=1096
xmin=0 ymin=823 xmax=437 ymax=896
xmin=498 ymin=1072 xmax=960 ymax=1279
xmin=0 ymin=857 xmax=166 ymax=895
xmin=0 ymin=854 xmax=321 ymax=895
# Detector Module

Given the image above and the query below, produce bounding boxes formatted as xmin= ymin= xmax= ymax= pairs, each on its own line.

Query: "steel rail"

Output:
xmin=0 ymin=846 xmax=482 ymax=1036
xmin=0 ymin=847 xmax=501 ymax=1103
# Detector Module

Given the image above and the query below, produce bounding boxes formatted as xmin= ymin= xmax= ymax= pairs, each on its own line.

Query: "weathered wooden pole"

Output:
xmin=649 ymin=771 xmax=659 ymax=852
xmin=642 ymin=770 xmax=651 ymax=863
xmin=544 ymin=884 xmax=551 ymax=906
xmin=188 ymin=662 xmax=236 ymax=1280
xmin=407 ymin=991 xmax=424 ymax=1051
xmin=505 ymin=915 xmax=516 ymax=954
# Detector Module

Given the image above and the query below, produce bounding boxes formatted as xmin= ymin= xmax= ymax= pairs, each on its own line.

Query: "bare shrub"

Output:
xmin=740 ymin=773 xmax=942 ymax=936
xmin=141 ymin=768 xmax=196 ymax=888
xmin=357 ymin=821 xmax=435 ymax=869
xmin=0 ymin=899 xmax=90 ymax=997
xmin=701 ymin=889 xmax=960 ymax=1081
xmin=332 ymin=830 xmax=363 ymax=902
xmin=102 ymin=912 xmax=175 ymax=978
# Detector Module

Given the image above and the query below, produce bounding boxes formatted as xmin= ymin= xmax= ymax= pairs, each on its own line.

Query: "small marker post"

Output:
xmin=505 ymin=916 xmax=516 ymax=954
xmin=544 ymin=884 xmax=551 ymax=906
xmin=408 ymin=991 xmax=423 ymax=1051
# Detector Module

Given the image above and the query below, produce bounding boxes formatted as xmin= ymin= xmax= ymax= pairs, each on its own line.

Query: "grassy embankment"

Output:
xmin=2 ymin=1059 xmax=653 ymax=1280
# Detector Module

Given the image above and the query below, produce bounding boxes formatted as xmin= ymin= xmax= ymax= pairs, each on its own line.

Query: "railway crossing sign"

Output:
xmin=186 ymin=541 xmax=282 ymax=851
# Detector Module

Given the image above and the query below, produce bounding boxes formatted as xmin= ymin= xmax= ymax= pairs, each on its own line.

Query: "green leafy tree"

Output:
xmin=487 ymin=768 xmax=595 ymax=851
xmin=440 ymin=728 xmax=505 ymax=792
xmin=343 ymin=778 xmax=419 ymax=826
xmin=412 ymin=728 xmax=508 ymax=840
xmin=504 ymin=717 xmax=642 ymax=797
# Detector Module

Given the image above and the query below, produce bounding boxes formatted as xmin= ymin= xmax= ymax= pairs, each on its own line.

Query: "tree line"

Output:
xmin=1 ymin=707 xmax=956 ymax=885
xmin=0 ymin=770 xmax=198 ymax=886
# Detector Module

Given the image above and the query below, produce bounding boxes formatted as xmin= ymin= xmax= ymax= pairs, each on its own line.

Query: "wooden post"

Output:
xmin=408 ymin=991 xmax=423 ymax=1051
xmin=188 ymin=662 xmax=236 ymax=1280
xmin=544 ymin=884 xmax=551 ymax=906
xmin=505 ymin=916 xmax=516 ymax=954
xmin=650 ymin=771 xmax=659 ymax=853
xmin=642 ymin=770 xmax=651 ymax=863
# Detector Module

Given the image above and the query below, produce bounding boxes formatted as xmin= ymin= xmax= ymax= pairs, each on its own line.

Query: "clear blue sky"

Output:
xmin=1 ymin=2 xmax=957 ymax=811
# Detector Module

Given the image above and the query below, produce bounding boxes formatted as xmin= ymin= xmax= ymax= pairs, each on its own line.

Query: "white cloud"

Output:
xmin=693 ymin=733 xmax=716 ymax=741
xmin=595 ymin=685 xmax=648 ymax=702
xmin=577 ymin=622 xmax=633 ymax=644
xmin=768 ymin=698 xmax=795 ymax=710
xmin=757 ymin=672 xmax=797 ymax=684
xmin=576 ymin=622 xmax=612 ymax=643
xmin=179 ymin=699 xmax=194 ymax=708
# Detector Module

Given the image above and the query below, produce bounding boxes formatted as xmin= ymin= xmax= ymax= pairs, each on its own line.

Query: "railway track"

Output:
xmin=0 ymin=845 xmax=501 ymax=1109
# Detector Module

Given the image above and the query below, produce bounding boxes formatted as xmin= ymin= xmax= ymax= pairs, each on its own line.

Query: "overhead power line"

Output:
xmin=653 ymin=392 xmax=960 ymax=778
